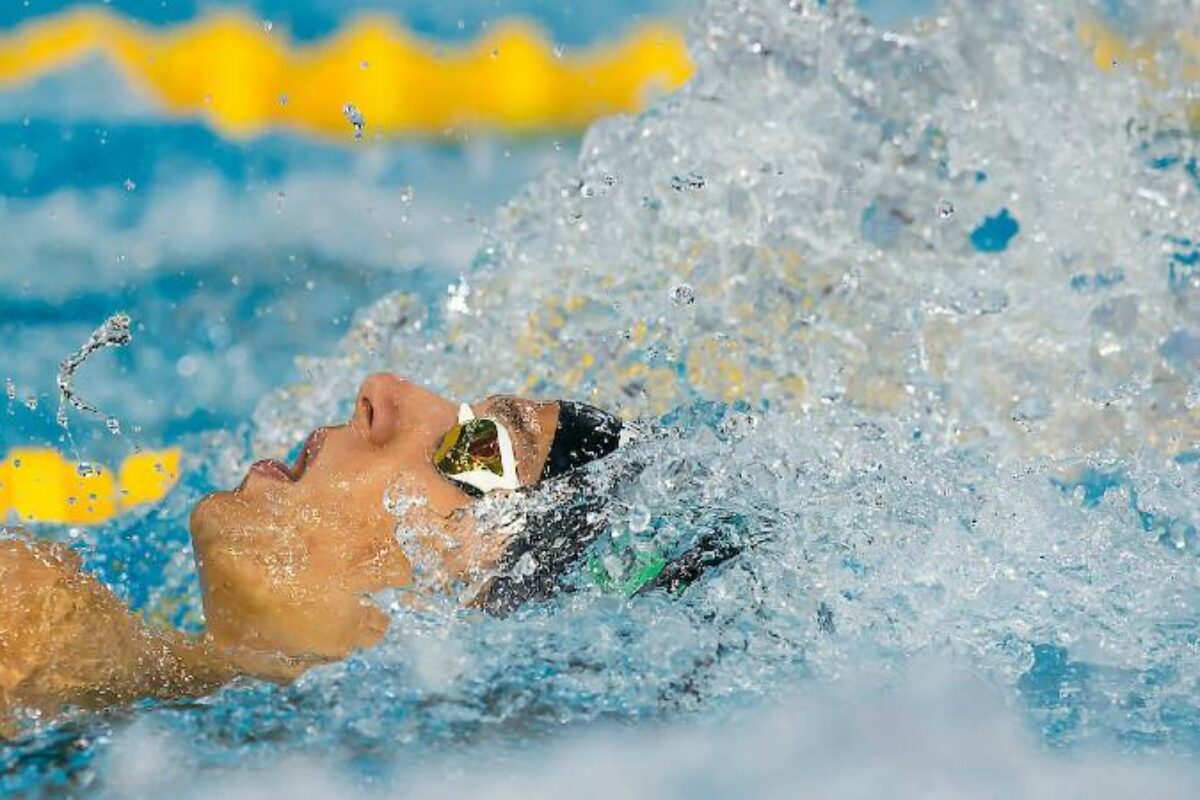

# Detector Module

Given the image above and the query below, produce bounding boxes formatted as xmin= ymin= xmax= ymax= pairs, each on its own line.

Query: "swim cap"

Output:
xmin=540 ymin=401 xmax=622 ymax=481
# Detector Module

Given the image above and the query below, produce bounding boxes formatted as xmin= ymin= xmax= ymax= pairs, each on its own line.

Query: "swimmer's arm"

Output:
xmin=0 ymin=539 xmax=234 ymax=733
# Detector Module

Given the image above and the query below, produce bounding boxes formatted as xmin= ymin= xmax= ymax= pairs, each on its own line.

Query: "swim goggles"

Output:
xmin=435 ymin=400 xmax=624 ymax=496
xmin=434 ymin=404 xmax=520 ymax=494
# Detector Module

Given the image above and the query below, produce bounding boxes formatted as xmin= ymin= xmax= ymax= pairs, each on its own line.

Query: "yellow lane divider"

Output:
xmin=0 ymin=448 xmax=180 ymax=525
xmin=0 ymin=8 xmax=693 ymax=139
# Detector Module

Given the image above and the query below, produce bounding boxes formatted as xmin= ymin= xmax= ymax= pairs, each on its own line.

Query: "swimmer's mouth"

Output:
xmin=247 ymin=428 xmax=328 ymax=485
xmin=249 ymin=458 xmax=293 ymax=483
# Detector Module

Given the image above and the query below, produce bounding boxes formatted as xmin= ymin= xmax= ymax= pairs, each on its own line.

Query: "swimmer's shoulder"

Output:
xmin=0 ymin=536 xmax=234 ymax=732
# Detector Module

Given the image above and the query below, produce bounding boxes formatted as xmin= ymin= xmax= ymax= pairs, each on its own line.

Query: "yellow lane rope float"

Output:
xmin=0 ymin=448 xmax=180 ymax=525
xmin=0 ymin=8 xmax=694 ymax=139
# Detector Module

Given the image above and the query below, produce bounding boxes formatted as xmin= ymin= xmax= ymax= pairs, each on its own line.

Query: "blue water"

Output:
xmin=9 ymin=0 xmax=1200 ymax=797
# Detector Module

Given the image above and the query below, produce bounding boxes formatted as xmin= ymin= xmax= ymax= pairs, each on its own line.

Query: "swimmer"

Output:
xmin=0 ymin=373 xmax=738 ymax=735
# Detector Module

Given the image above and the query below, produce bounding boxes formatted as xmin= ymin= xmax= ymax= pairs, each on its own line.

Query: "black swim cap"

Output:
xmin=540 ymin=400 xmax=623 ymax=480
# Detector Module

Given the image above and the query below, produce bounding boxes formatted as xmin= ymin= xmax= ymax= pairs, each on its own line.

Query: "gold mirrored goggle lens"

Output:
xmin=434 ymin=418 xmax=503 ymax=478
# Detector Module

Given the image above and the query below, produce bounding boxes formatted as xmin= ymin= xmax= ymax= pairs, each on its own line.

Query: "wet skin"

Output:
xmin=0 ymin=373 xmax=561 ymax=730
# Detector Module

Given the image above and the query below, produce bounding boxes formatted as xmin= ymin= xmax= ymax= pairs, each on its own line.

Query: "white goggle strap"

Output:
xmin=453 ymin=403 xmax=520 ymax=492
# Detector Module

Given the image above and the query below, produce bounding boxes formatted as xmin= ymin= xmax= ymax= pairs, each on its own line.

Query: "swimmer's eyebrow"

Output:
xmin=482 ymin=395 xmax=540 ymax=447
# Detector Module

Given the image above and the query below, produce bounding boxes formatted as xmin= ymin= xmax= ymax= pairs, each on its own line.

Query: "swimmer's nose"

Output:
xmin=354 ymin=373 xmax=405 ymax=446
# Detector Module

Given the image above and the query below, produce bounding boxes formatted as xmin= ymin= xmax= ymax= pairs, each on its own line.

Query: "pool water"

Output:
xmin=8 ymin=0 xmax=1200 ymax=796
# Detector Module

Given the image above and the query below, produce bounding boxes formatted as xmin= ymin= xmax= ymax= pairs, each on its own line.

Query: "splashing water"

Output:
xmin=342 ymin=102 xmax=365 ymax=141
xmin=55 ymin=312 xmax=132 ymax=430
xmin=236 ymin=0 xmax=1200 ymax=760
xmin=13 ymin=0 xmax=1200 ymax=794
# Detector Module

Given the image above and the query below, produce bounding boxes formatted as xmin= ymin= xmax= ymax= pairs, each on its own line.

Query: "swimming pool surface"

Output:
xmin=7 ymin=0 xmax=1200 ymax=797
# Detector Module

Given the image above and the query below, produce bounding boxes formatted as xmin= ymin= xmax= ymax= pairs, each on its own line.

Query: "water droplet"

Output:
xmin=278 ymin=93 xmax=289 ymax=107
xmin=670 ymin=283 xmax=697 ymax=306
xmin=4 ymin=378 xmax=14 ymax=400
xmin=553 ymin=44 xmax=566 ymax=59
xmin=123 ymin=178 xmax=136 ymax=192
xmin=23 ymin=395 xmax=37 ymax=411
xmin=57 ymin=313 xmax=133 ymax=427
xmin=491 ymin=47 xmax=500 ymax=58
xmin=670 ymin=172 xmax=706 ymax=191
xmin=262 ymin=19 xmax=273 ymax=33
xmin=628 ymin=505 xmax=651 ymax=533
xmin=1186 ymin=383 xmax=1200 ymax=410
xmin=456 ymin=18 xmax=465 ymax=30
xmin=400 ymin=186 xmax=414 ymax=203
xmin=360 ymin=60 xmax=370 ymax=69
xmin=447 ymin=276 xmax=472 ymax=315
xmin=383 ymin=483 xmax=426 ymax=517
xmin=936 ymin=198 xmax=955 ymax=219
xmin=513 ymin=551 xmax=538 ymax=578
xmin=12 ymin=458 xmax=21 ymax=469
xmin=175 ymin=354 xmax=199 ymax=378
xmin=106 ymin=416 xmax=121 ymax=436
xmin=343 ymin=102 xmax=365 ymax=141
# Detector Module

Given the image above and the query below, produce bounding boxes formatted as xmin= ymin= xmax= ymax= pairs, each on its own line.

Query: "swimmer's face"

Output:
xmin=189 ymin=373 xmax=559 ymax=674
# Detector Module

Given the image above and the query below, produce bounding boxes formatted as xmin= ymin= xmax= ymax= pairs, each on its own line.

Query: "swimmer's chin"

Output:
xmin=189 ymin=491 xmax=236 ymax=545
